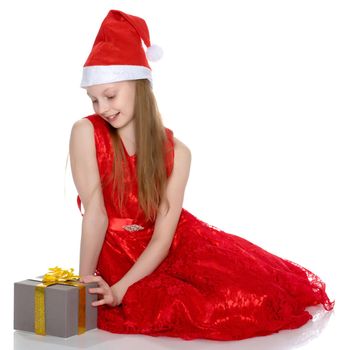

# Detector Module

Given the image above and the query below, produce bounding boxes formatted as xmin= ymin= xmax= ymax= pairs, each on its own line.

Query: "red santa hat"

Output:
xmin=80 ymin=9 xmax=163 ymax=89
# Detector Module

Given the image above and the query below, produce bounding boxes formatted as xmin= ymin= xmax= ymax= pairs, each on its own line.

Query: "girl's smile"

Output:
xmin=106 ymin=112 xmax=120 ymax=122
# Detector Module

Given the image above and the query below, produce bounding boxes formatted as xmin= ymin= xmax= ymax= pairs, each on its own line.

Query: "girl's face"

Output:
xmin=86 ymin=80 xmax=136 ymax=128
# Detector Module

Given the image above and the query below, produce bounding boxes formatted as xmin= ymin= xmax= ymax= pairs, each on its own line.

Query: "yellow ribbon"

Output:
xmin=34 ymin=266 xmax=86 ymax=336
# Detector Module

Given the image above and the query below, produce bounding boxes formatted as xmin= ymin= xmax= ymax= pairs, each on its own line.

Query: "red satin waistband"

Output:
xmin=108 ymin=217 xmax=134 ymax=231
xmin=108 ymin=217 xmax=148 ymax=232
xmin=77 ymin=195 xmax=147 ymax=232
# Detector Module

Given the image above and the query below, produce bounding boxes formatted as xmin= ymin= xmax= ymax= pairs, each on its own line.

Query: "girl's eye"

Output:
xmin=92 ymin=96 xmax=115 ymax=103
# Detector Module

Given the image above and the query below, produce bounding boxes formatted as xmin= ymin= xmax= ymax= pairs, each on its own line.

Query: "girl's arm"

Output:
xmin=69 ymin=119 xmax=109 ymax=276
xmin=113 ymin=137 xmax=191 ymax=294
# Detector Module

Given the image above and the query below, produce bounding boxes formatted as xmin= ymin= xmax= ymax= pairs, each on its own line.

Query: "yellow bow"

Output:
xmin=34 ymin=266 xmax=86 ymax=336
xmin=42 ymin=266 xmax=81 ymax=282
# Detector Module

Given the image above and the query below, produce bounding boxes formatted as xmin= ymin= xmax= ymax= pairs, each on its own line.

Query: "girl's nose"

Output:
xmin=96 ymin=100 xmax=110 ymax=115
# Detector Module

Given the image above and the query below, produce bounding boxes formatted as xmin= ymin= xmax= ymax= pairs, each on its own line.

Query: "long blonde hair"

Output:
xmin=66 ymin=79 xmax=171 ymax=222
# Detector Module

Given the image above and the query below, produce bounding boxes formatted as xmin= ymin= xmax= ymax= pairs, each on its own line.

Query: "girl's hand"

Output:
xmin=80 ymin=275 xmax=120 ymax=307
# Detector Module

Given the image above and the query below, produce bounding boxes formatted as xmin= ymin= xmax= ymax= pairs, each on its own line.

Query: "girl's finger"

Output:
xmin=92 ymin=299 xmax=106 ymax=307
xmin=83 ymin=275 xmax=102 ymax=284
xmin=89 ymin=287 xmax=104 ymax=294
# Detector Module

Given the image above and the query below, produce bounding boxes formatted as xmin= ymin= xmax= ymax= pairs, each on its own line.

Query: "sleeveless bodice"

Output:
xmin=77 ymin=114 xmax=174 ymax=229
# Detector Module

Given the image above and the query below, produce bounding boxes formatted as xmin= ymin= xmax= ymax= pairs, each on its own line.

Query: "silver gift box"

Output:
xmin=14 ymin=275 xmax=98 ymax=338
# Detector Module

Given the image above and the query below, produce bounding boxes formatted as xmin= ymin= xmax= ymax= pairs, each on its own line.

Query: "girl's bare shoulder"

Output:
xmin=173 ymin=135 xmax=191 ymax=160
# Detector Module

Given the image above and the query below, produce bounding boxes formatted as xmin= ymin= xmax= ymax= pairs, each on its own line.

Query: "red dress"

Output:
xmin=77 ymin=114 xmax=335 ymax=341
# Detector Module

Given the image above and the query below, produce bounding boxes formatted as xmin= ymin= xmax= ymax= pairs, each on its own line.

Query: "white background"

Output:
xmin=1 ymin=0 xmax=349 ymax=349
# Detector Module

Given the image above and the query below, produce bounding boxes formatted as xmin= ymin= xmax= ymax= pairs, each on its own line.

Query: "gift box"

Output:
xmin=14 ymin=267 xmax=98 ymax=338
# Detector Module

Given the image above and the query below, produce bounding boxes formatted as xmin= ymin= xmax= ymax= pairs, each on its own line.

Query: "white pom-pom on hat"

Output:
xmin=146 ymin=44 xmax=163 ymax=61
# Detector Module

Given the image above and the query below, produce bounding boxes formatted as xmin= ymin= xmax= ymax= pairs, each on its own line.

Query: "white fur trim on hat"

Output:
xmin=80 ymin=65 xmax=153 ymax=88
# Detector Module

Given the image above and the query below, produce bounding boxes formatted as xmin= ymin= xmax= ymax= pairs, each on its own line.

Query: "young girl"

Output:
xmin=69 ymin=9 xmax=335 ymax=341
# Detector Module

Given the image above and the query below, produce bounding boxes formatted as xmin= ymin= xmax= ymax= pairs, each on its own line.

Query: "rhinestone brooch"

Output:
xmin=122 ymin=224 xmax=145 ymax=232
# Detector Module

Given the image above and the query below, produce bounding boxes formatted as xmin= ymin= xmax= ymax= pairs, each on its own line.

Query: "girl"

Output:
xmin=69 ymin=9 xmax=335 ymax=341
